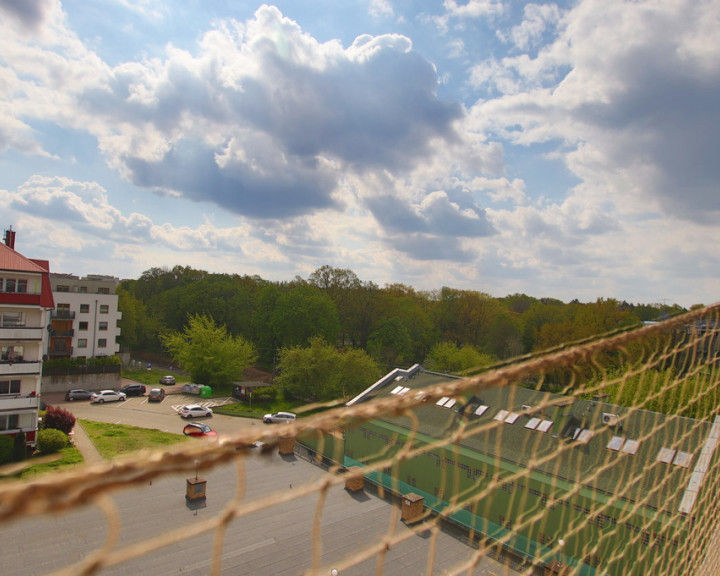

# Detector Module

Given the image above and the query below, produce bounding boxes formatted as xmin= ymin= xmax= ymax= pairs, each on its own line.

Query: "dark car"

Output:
xmin=65 ymin=389 xmax=93 ymax=401
xmin=120 ymin=384 xmax=146 ymax=397
xmin=159 ymin=375 xmax=176 ymax=385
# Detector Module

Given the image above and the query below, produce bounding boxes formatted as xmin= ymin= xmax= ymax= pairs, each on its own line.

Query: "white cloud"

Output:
xmin=469 ymin=0 xmax=720 ymax=224
xmin=498 ymin=4 xmax=561 ymax=51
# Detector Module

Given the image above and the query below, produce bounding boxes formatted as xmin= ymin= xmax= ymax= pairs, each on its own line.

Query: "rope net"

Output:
xmin=1 ymin=305 xmax=719 ymax=576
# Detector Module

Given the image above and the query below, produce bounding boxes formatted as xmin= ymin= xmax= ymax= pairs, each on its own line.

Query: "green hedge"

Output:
xmin=37 ymin=428 xmax=68 ymax=454
xmin=0 ymin=436 xmax=13 ymax=464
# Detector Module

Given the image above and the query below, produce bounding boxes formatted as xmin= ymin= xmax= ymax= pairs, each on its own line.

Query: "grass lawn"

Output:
xmin=121 ymin=366 xmax=189 ymax=388
xmin=14 ymin=445 xmax=84 ymax=481
xmin=79 ymin=419 xmax=191 ymax=459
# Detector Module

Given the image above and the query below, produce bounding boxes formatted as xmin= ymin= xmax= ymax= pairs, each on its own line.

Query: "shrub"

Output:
xmin=37 ymin=428 xmax=68 ymax=454
xmin=12 ymin=430 xmax=26 ymax=462
xmin=0 ymin=435 xmax=13 ymax=464
xmin=43 ymin=405 xmax=76 ymax=435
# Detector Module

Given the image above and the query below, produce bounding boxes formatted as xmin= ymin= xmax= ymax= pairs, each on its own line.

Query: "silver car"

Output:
xmin=262 ymin=411 xmax=296 ymax=424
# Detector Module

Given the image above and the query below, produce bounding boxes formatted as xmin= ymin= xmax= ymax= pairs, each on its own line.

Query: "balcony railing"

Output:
xmin=51 ymin=311 xmax=75 ymax=319
xmin=49 ymin=347 xmax=73 ymax=357
xmin=0 ymin=395 xmax=40 ymax=410
xmin=51 ymin=329 xmax=75 ymax=337
xmin=0 ymin=361 xmax=41 ymax=375
xmin=0 ymin=326 xmax=44 ymax=340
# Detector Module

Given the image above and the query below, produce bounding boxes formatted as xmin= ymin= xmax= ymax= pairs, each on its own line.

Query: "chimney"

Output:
xmin=4 ymin=226 xmax=16 ymax=249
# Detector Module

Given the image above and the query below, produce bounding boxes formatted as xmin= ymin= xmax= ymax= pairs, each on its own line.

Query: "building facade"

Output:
xmin=48 ymin=274 xmax=122 ymax=358
xmin=0 ymin=229 xmax=55 ymax=448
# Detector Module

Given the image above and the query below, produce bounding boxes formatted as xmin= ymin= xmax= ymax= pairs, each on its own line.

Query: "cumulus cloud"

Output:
xmin=4 ymin=5 xmax=463 ymax=221
xmin=0 ymin=0 xmax=57 ymax=32
xmin=470 ymin=0 xmax=720 ymax=223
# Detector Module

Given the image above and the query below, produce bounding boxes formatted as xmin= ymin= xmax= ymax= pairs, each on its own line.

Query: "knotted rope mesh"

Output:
xmin=1 ymin=305 xmax=719 ymax=576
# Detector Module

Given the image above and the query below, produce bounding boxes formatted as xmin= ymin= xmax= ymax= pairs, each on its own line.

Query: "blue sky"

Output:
xmin=1 ymin=0 xmax=718 ymax=307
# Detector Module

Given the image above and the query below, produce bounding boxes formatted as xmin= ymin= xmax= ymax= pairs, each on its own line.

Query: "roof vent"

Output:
xmin=602 ymin=413 xmax=620 ymax=426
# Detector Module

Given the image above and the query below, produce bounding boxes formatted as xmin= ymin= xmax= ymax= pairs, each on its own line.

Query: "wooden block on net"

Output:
xmin=344 ymin=466 xmax=364 ymax=492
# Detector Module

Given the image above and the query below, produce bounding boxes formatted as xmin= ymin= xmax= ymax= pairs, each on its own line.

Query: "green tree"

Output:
xmin=424 ymin=342 xmax=497 ymax=375
xmin=117 ymin=284 xmax=164 ymax=352
xmin=160 ymin=314 xmax=257 ymax=388
xmin=271 ymin=284 xmax=340 ymax=348
xmin=276 ymin=337 xmax=381 ymax=402
xmin=367 ymin=317 xmax=413 ymax=369
xmin=12 ymin=431 xmax=26 ymax=462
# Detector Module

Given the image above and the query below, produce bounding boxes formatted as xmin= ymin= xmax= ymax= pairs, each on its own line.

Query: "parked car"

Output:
xmin=65 ymin=389 xmax=93 ymax=401
xmin=183 ymin=422 xmax=217 ymax=438
xmin=90 ymin=390 xmax=127 ymax=404
xmin=179 ymin=404 xmax=212 ymax=418
xmin=263 ymin=411 xmax=296 ymax=424
xmin=119 ymin=384 xmax=146 ymax=397
xmin=159 ymin=375 xmax=176 ymax=385
xmin=148 ymin=387 xmax=165 ymax=402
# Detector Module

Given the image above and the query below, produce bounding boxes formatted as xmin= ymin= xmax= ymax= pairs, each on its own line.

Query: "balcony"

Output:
xmin=51 ymin=329 xmax=75 ymax=337
xmin=0 ymin=361 xmax=41 ymax=375
xmin=0 ymin=326 xmax=44 ymax=340
xmin=49 ymin=347 xmax=73 ymax=357
xmin=51 ymin=310 xmax=75 ymax=320
xmin=0 ymin=395 xmax=40 ymax=410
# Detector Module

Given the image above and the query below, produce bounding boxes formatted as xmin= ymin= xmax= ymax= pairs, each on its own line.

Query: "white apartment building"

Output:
xmin=49 ymin=274 xmax=122 ymax=358
xmin=0 ymin=229 xmax=55 ymax=448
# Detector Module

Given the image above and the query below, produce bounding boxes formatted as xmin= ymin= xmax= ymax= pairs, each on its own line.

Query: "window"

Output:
xmin=98 ymin=287 xmax=110 ymax=294
xmin=0 ymin=414 xmax=20 ymax=430
xmin=99 ymin=304 xmax=109 ymax=314
xmin=56 ymin=285 xmax=70 ymax=292
xmin=1 ymin=346 xmax=24 ymax=361
xmin=79 ymin=321 xmax=89 ymax=330
xmin=98 ymin=322 xmax=108 ymax=331
xmin=17 ymin=279 xmax=27 ymax=293
xmin=98 ymin=339 xmax=107 ymax=348
xmin=1 ymin=312 xmax=25 ymax=327
xmin=80 ymin=304 xmax=90 ymax=313
xmin=0 ymin=380 xmax=21 ymax=395
xmin=5 ymin=279 xmax=16 ymax=292
xmin=78 ymin=339 xmax=87 ymax=348
xmin=78 ymin=286 xmax=87 ymax=293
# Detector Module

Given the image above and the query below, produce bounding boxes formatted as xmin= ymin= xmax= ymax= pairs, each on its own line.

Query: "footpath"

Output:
xmin=71 ymin=421 xmax=104 ymax=465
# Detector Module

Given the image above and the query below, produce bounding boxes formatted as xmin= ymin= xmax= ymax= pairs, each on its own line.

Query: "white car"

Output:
xmin=179 ymin=404 xmax=213 ymax=418
xmin=263 ymin=411 xmax=296 ymax=424
xmin=90 ymin=390 xmax=127 ymax=404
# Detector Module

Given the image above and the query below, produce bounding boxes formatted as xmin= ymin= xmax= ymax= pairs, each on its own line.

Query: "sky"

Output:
xmin=1 ymin=0 xmax=718 ymax=308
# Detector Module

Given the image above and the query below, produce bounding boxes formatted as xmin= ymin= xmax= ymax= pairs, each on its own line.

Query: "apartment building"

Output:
xmin=48 ymin=273 xmax=122 ymax=359
xmin=0 ymin=228 xmax=55 ymax=448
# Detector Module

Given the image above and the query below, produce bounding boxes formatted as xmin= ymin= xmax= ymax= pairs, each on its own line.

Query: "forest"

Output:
xmin=116 ymin=265 xmax=692 ymax=385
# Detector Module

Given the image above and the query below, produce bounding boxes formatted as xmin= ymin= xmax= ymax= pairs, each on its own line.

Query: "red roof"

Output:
xmin=0 ymin=243 xmax=49 ymax=274
xmin=0 ymin=243 xmax=55 ymax=308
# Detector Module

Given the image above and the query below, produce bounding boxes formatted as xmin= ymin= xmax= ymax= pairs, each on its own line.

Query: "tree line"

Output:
xmin=116 ymin=264 xmax=694 ymax=402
